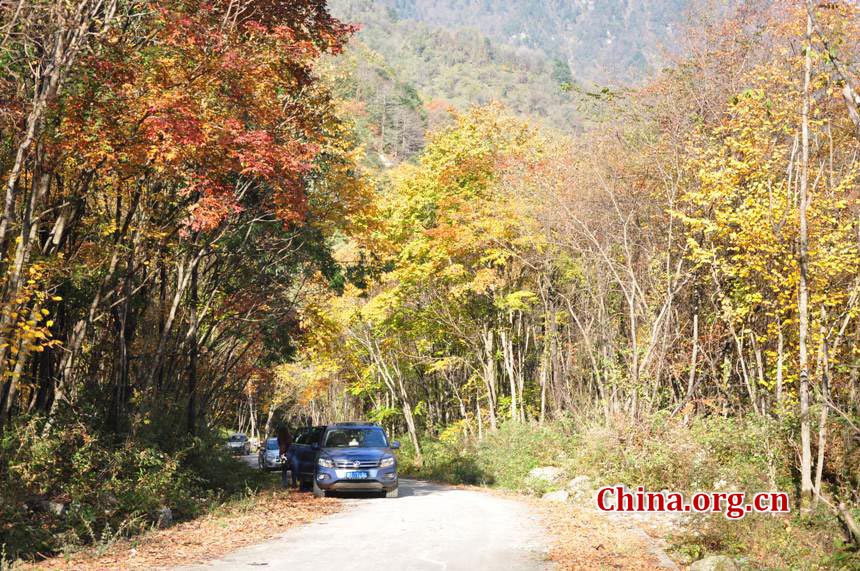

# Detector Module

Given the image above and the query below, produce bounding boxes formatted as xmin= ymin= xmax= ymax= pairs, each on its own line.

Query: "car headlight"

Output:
xmin=317 ymin=457 xmax=334 ymax=468
xmin=380 ymin=456 xmax=395 ymax=468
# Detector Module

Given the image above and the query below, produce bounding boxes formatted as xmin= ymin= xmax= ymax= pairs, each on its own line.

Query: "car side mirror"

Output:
xmin=311 ymin=442 xmax=320 ymax=450
xmin=391 ymin=440 xmax=400 ymax=450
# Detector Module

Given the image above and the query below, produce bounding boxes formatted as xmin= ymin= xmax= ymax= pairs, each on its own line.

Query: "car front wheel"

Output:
xmin=312 ymin=479 xmax=326 ymax=498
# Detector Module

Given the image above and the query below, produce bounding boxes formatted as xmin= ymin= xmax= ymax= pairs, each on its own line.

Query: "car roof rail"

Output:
xmin=332 ymin=421 xmax=377 ymax=427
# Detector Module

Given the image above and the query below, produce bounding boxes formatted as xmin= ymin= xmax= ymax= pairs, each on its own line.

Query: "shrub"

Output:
xmin=568 ymin=413 xmax=792 ymax=493
xmin=0 ymin=417 xmax=264 ymax=563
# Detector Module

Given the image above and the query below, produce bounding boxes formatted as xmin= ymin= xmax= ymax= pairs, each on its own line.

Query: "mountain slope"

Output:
xmin=360 ymin=0 xmax=692 ymax=84
xmin=330 ymin=0 xmax=584 ymax=143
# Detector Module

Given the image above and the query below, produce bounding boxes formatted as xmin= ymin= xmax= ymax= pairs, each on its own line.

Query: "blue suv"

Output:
xmin=288 ymin=422 xmax=400 ymax=498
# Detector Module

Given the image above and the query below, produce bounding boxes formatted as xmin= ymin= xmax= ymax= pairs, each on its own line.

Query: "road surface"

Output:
xmin=177 ymin=478 xmax=552 ymax=571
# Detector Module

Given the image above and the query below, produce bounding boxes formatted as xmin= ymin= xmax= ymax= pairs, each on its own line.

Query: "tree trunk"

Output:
xmin=482 ymin=328 xmax=498 ymax=431
xmin=813 ymin=309 xmax=830 ymax=508
xmin=798 ymin=6 xmax=815 ymax=510
xmin=776 ymin=323 xmax=785 ymax=409
xmin=187 ymin=260 xmax=199 ymax=435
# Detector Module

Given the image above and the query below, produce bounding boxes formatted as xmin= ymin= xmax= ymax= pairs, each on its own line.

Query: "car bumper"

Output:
xmin=315 ymin=467 xmax=398 ymax=492
xmin=261 ymin=457 xmax=284 ymax=469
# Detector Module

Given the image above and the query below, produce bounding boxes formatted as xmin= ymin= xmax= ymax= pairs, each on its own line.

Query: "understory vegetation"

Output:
xmin=1 ymin=418 xmax=266 ymax=560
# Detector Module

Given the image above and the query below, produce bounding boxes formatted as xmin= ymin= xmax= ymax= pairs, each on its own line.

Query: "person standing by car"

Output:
xmin=276 ymin=425 xmax=293 ymax=488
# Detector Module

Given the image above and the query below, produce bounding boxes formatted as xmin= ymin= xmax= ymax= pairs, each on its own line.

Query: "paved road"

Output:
xmin=178 ymin=479 xmax=552 ymax=571
xmin=238 ymin=452 xmax=259 ymax=469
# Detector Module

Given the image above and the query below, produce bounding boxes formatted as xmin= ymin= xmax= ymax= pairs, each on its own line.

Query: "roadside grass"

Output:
xmin=0 ymin=416 xmax=273 ymax=566
xmin=396 ymin=412 xmax=856 ymax=569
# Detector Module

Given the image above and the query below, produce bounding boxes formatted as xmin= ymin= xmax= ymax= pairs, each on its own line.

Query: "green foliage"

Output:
xmin=0 ymin=418 xmax=265 ymax=562
xmin=474 ymin=422 xmax=575 ymax=490
xmin=397 ymin=421 xmax=575 ymax=489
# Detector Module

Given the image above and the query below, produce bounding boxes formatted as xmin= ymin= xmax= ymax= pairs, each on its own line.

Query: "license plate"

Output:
xmin=346 ymin=471 xmax=369 ymax=479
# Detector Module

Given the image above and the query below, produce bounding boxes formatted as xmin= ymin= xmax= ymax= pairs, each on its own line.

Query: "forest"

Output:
xmin=1 ymin=0 xmax=860 ymax=569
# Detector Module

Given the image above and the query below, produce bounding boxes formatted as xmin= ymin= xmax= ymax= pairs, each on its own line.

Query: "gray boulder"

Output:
xmin=689 ymin=555 xmax=738 ymax=571
xmin=156 ymin=506 xmax=173 ymax=529
xmin=35 ymin=500 xmax=66 ymax=517
xmin=541 ymin=490 xmax=570 ymax=502
xmin=566 ymin=475 xmax=594 ymax=501
xmin=526 ymin=466 xmax=563 ymax=485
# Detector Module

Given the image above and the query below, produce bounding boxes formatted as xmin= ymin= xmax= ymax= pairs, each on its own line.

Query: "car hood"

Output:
xmin=321 ymin=447 xmax=391 ymax=461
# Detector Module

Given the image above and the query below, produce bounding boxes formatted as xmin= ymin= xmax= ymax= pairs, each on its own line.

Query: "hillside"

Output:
xmin=328 ymin=0 xmax=584 ymax=156
xmin=339 ymin=0 xmax=693 ymax=84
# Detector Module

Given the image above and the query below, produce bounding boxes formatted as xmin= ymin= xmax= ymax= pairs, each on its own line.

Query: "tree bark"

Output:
xmin=798 ymin=6 xmax=815 ymax=510
xmin=187 ymin=260 xmax=199 ymax=435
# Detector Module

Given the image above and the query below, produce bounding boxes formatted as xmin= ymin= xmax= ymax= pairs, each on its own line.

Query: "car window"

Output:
xmin=323 ymin=427 xmax=387 ymax=448
xmin=292 ymin=429 xmax=307 ymax=445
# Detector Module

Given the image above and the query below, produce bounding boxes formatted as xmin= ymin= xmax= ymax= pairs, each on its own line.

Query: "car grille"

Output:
xmin=334 ymin=459 xmax=379 ymax=469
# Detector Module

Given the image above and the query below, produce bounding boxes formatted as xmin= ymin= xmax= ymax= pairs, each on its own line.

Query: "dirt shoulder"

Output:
xmin=534 ymin=498 xmax=676 ymax=570
xmin=463 ymin=485 xmax=677 ymax=570
xmin=20 ymin=489 xmax=340 ymax=571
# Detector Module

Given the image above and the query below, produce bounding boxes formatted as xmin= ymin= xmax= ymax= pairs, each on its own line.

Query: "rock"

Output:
xmin=541 ymin=490 xmax=570 ymax=502
xmin=103 ymin=492 xmax=119 ymax=507
xmin=689 ymin=555 xmax=738 ymax=571
xmin=37 ymin=500 xmax=66 ymax=517
xmin=566 ymin=475 xmax=594 ymax=501
xmin=156 ymin=506 xmax=173 ymax=529
xmin=526 ymin=466 xmax=563 ymax=485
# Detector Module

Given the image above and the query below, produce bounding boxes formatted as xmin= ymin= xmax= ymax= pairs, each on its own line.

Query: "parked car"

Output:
xmin=258 ymin=437 xmax=284 ymax=471
xmin=288 ymin=422 xmax=399 ymax=498
xmin=226 ymin=433 xmax=250 ymax=455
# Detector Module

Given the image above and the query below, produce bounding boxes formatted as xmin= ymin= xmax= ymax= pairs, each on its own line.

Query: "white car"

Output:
xmin=258 ymin=437 xmax=284 ymax=471
xmin=226 ymin=433 xmax=250 ymax=455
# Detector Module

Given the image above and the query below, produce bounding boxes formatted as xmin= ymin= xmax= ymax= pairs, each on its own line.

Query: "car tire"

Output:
xmin=385 ymin=486 xmax=399 ymax=498
xmin=312 ymin=479 xmax=326 ymax=498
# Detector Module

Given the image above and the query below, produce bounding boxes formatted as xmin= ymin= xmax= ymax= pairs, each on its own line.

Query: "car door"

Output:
xmin=297 ymin=427 xmax=324 ymax=477
xmin=286 ymin=429 xmax=306 ymax=473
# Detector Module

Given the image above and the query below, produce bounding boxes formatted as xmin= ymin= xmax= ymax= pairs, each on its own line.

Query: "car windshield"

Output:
xmin=324 ymin=427 xmax=387 ymax=448
xmin=265 ymin=439 xmax=279 ymax=450
xmin=228 ymin=434 xmax=246 ymax=442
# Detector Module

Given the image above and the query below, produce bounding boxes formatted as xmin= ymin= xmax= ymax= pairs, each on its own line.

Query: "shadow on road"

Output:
xmin=324 ymin=479 xmax=440 ymax=499
xmin=396 ymin=479 xmax=441 ymax=497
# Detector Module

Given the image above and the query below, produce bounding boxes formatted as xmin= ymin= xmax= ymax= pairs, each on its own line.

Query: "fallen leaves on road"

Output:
xmin=532 ymin=499 xmax=669 ymax=571
xmin=24 ymin=490 xmax=341 ymax=571
xmin=475 ymin=486 xmax=674 ymax=570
